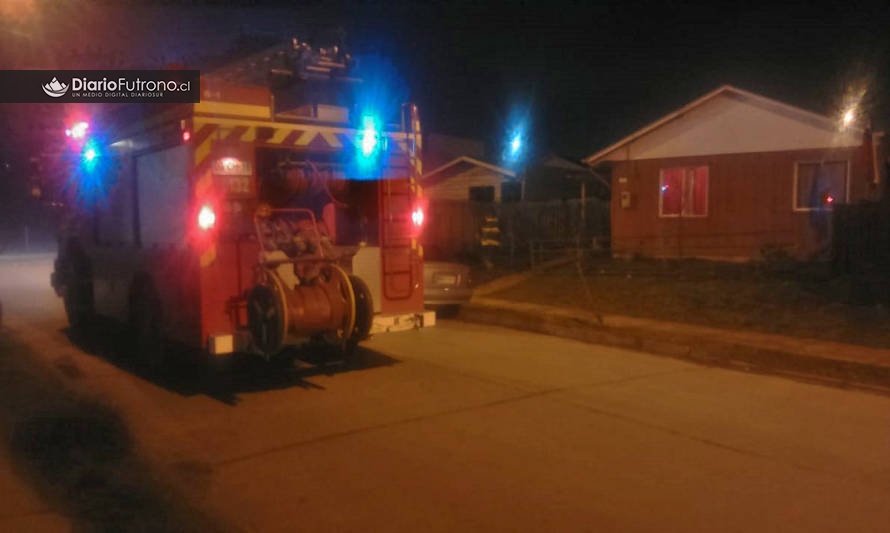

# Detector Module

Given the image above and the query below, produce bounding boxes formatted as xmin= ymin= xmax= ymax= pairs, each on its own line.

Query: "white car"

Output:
xmin=423 ymin=261 xmax=473 ymax=310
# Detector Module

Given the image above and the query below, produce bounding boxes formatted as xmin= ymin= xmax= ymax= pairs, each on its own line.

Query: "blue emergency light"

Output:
xmin=69 ymin=135 xmax=115 ymax=206
xmin=81 ymin=139 xmax=102 ymax=170
xmin=356 ymin=114 xmax=386 ymax=158
xmin=353 ymin=113 xmax=388 ymax=178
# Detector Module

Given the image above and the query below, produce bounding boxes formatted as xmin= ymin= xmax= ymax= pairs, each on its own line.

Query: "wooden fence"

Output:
xmin=424 ymin=198 xmax=609 ymax=261
xmin=832 ymin=203 xmax=890 ymax=276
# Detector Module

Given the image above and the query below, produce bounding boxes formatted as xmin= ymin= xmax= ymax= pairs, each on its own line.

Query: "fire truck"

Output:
xmin=50 ymin=40 xmax=429 ymax=369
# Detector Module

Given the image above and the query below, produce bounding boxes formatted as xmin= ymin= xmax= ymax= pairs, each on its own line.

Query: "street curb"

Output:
xmin=460 ymin=298 xmax=890 ymax=393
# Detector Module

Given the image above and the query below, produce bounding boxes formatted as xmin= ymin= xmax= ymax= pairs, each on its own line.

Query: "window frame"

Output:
xmin=658 ymin=165 xmax=709 ymax=218
xmin=468 ymin=185 xmax=496 ymax=203
xmin=792 ymin=160 xmax=850 ymax=212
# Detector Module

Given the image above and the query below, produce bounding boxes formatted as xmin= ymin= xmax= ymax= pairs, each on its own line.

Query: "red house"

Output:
xmin=583 ymin=85 xmax=882 ymax=261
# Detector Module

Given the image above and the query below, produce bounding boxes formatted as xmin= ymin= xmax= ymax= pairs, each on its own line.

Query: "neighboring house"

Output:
xmin=421 ymin=156 xmax=518 ymax=202
xmin=421 ymin=134 xmax=517 ymax=202
xmin=583 ymin=85 xmax=881 ymax=261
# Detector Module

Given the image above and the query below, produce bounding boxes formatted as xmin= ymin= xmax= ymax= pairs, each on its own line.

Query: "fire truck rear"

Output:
xmin=51 ymin=40 xmax=428 ymax=369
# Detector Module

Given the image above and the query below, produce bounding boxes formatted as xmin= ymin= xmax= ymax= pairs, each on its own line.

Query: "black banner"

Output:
xmin=0 ymin=70 xmax=201 ymax=103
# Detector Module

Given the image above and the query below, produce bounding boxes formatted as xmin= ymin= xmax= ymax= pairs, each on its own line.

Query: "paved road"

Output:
xmin=2 ymin=255 xmax=890 ymax=532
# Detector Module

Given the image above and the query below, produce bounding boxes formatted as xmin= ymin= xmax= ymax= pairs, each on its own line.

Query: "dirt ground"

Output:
xmin=485 ymin=256 xmax=890 ymax=349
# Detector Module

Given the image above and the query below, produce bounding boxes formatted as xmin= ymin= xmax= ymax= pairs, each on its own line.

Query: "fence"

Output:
xmin=424 ymin=198 xmax=610 ymax=264
xmin=832 ymin=203 xmax=890 ymax=276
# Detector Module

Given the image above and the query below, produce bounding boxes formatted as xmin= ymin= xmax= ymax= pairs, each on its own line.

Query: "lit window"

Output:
xmin=794 ymin=161 xmax=847 ymax=211
xmin=659 ymin=166 xmax=708 ymax=217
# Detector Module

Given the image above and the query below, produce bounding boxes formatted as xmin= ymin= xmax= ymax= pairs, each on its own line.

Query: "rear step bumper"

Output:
xmin=207 ymin=311 xmax=437 ymax=355
xmin=370 ymin=311 xmax=436 ymax=334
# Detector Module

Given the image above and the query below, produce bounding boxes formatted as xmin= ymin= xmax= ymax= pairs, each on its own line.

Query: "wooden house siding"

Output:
xmin=424 ymin=166 xmax=507 ymax=202
xmin=610 ymin=147 xmax=870 ymax=260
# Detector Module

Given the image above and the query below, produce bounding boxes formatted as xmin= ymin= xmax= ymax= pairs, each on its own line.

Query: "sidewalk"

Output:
xmin=461 ymin=295 xmax=890 ymax=393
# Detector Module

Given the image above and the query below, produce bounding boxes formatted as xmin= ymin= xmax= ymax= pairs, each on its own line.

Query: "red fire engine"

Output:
xmin=51 ymin=41 xmax=428 ymax=369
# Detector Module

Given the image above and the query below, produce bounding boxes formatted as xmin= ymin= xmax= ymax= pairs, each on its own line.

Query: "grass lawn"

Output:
xmin=487 ymin=256 xmax=890 ymax=349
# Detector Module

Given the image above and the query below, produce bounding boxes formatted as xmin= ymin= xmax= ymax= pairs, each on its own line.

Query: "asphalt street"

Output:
xmin=1 ymin=255 xmax=889 ymax=532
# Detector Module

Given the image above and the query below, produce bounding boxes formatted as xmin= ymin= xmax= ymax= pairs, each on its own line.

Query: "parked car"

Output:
xmin=423 ymin=261 xmax=473 ymax=311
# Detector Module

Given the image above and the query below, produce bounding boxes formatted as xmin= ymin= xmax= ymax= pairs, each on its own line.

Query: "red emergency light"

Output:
xmin=198 ymin=204 xmax=216 ymax=230
xmin=411 ymin=206 xmax=424 ymax=227
xmin=65 ymin=121 xmax=89 ymax=139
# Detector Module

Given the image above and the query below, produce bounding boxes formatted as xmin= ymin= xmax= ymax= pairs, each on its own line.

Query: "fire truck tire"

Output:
xmin=128 ymin=279 xmax=166 ymax=373
xmin=345 ymin=275 xmax=373 ymax=354
xmin=61 ymin=256 xmax=95 ymax=332
xmin=247 ymin=283 xmax=285 ymax=357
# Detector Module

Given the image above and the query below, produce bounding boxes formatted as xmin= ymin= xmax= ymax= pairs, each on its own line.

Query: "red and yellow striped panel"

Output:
xmin=192 ymin=117 xmax=414 ymax=153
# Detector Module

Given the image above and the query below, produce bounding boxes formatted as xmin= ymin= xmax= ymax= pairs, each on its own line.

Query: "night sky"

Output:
xmin=1 ymin=0 xmax=889 ymax=162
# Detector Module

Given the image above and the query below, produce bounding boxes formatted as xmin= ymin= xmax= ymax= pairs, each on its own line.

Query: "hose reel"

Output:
xmin=247 ymin=207 xmax=372 ymax=357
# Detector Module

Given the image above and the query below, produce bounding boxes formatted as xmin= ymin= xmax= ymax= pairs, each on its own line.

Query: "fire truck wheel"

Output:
xmin=61 ymin=258 xmax=95 ymax=332
xmin=247 ymin=283 xmax=285 ymax=357
xmin=129 ymin=283 xmax=166 ymax=373
xmin=345 ymin=275 xmax=373 ymax=355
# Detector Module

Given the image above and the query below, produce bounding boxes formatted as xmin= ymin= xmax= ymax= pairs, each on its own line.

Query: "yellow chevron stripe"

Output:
xmin=241 ymin=127 xmax=256 ymax=142
xmin=269 ymin=128 xmax=290 ymax=144
xmin=195 ymin=137 xmax=213 ymax=168
xmin=295 ymin=130 xmax=317 ymax=146
xmin=320 ymin=132 xmax=342 ymax=148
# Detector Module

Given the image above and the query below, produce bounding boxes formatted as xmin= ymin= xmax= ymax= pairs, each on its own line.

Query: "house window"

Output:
xmin=794 ymin=161 xmax=847 ymax=211
xmin=469 ymin=185 xmax=495 ymax=203
xmin=659 ymin=166 xmax=708 ymax=217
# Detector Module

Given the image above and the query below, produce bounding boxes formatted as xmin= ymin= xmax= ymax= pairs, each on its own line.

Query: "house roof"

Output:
xmin=540 ymin=154 xmax=588 ymax=172
xmin=421 ymin=156 xmax=516 ymax=187
xmin=582 ymin=84 xmax=864 ymax=166
xmin=531 ymin=154 xmax=610 ymax=192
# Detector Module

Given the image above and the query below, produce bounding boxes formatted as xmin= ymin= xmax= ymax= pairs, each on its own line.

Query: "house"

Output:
xmin=422 ymin=156 xmax=518 ymax=202
xmin=420 ymin=134 xmax=517 ymax=202
xmin=583 ymin=85 xmax=882 ymax=261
